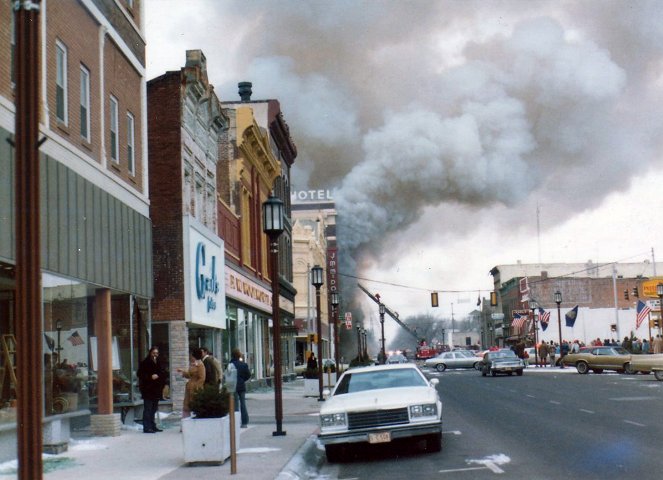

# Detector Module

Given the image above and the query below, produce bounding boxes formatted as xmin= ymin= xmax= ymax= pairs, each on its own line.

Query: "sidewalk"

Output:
xmin=0 ymin=379 xmax=324 ymax=480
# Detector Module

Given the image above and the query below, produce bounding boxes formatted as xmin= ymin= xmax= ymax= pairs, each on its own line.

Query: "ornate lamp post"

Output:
xmin=554 ymin=291 xmax=563 ymax=368
xmin=311 ymin=265 xmax=324 ymax=401
xmin=262 ymin=195 xmax=286 ymax=436
xmin=330 ymin=292 xmax=340 ymax=373
xmin=362 ymin=329 xmax=368 ymax=360
xmin=379 ymin=303 xmax=386 ymax=364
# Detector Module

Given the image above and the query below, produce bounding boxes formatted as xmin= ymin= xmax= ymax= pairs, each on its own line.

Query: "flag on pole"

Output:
xmin=636 ymin=300 xmax=651 ymax=329
xmin=565 ymin=305 xmax=579 ymax=328
xmin=67 ymin=330 xmax=85 ymax=346
xmin=512 ymin=313 xmax=527 ymax=332
xmin=538 ymin=307 xmax=550 ymax=331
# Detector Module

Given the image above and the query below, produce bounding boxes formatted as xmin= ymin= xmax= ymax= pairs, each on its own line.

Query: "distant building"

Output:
xmin=484 ymin=261 xmax=663 ymax=347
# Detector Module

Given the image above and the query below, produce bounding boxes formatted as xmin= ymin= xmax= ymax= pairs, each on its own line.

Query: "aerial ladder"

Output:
xmin=358 ymin=284 xmax=439 ymax=360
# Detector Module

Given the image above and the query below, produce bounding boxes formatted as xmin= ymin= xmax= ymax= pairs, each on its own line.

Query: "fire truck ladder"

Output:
xmin=357 ymin=283 xmax=421 ymax=343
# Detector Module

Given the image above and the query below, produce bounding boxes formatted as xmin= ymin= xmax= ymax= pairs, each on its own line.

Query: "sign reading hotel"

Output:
xmin=226 ymin=269 xmax=273 ymax=314
xmin=291 ymin=189 xmax=334 ymax=203
xmin=186 ymin=222 xmax=225 ymax=329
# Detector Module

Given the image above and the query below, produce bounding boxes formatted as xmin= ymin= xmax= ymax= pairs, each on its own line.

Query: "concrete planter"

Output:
xmin=182 ymin=411 xmax=241 ymax=464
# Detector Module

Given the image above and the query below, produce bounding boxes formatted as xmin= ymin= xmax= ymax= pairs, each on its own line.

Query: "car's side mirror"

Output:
xmin=322 ymin=387 xmax=331 ymax=397
xmin=429 ymin=378 xmax=439 ymax=387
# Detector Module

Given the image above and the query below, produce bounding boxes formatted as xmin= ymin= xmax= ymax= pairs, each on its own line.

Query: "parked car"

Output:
xmin=479 ymin=349 xmax=525 ymax=376
xmin=425 ymin=350 xmax=479 ymax=372
xmin=386 ymin=353 xmax=408 ymax=364
xmin=561 ymin=346 xmax=631 ymax=374
xmin=318 ymin=363 xmax=442 ymax=462
xmin=625 ymin=354 xmax=663 ymax=378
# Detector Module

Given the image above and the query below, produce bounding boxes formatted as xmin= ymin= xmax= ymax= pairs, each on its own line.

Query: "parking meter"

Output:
xmin=225 ymin=363 xmax=237 ymax=393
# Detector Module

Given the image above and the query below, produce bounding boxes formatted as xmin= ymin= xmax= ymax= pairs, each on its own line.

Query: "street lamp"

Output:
xmin=262 ymin=195 xmax=286 ymax=436
xmin=554 ymin=291 xmax=563 ymax=368
xmin=379 ymin=303 xmax=386 ymax=364
xmin=311 ymin=265 xmax=324 ymax=401
xmin=362 ymin=329 xmax=368 ymax=360
xmin=330 ymin=292 xmax=340 ymax=373
xmin=357 ymin=325 xmax=361 ymax=363
xmin=530 ymin=301 xmax=539 ymax=367
xmin=657 ymin=283 xmax=663 ymax=334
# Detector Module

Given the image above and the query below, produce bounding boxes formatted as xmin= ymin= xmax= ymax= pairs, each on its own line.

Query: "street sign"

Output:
xmin=344 ymin=311 xmax=352 ymax=329
xmin=642 ymin=278 xmax=663 ymax=298
xmin=491 ymin=313 xmax=505 ymax=320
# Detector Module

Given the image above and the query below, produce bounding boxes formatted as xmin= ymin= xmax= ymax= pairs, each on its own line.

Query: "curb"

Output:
xmin=275 ymin=434 xmax=325 ymax=480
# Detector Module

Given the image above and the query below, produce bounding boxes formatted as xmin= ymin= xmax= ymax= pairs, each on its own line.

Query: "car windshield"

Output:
xmin=333 ymin=368 xmax=427 ymax=395
xmin=488 ymin=351 xmax=517 ymax=360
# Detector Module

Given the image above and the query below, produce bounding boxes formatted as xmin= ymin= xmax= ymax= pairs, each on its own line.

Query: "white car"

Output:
xmin=425 ymin=350 xmax=479 ymax=372
xmin=318 ymin=363 xmax=442 ymax=462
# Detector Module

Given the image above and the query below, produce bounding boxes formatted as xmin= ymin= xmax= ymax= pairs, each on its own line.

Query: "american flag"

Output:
xmin=636 ymin=300 xmax=651 ymax=330
xmin=67 ymin=330 xmax=85 ymax=346
xmin=512 ymin=313 xmax=528 ymax=332
xmin=538 ymin=307 xmax=550 ymax=331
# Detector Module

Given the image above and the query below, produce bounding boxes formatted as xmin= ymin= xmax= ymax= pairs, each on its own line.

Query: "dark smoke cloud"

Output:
xmin=146 ymin=0 xmax=663 ymax=280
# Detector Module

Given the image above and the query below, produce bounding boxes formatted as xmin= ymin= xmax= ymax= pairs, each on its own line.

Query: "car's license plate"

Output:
xmin=368 ymin=432 xmax=391 ymax=444
xmin=504 ymin=367 xmax=512 ymax=371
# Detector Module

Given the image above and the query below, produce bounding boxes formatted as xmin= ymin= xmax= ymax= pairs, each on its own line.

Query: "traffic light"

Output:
xmin=431 ymin=292 xmax=439 ymax=308
xmin=623 ymin=289 xmax=629 ymax=300
xmin=308 ymin=334 xmax=317 ymax=343
xmin=632 ymin=287 xmax=639 ymax=298
xmin=610 ymin=324 xmax=617 ymax=332
xmin=654 ymin=320 xmax=660 ymax=329
xmin=490 ymin=291 xmax=498 ymax=306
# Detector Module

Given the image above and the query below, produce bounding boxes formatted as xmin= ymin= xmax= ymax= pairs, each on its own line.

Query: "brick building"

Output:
xmin=219 ymin=82 xmax=298 ymax=379
xmin=484 ymin=261 xmax=663 ymax=347
xmin=148 ymin=50 xmax=228 ymax=412
xmin=0 ymin=0 xmax=152 ymax=459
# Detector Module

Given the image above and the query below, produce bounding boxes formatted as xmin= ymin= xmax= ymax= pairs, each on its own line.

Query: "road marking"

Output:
xmin=623 ymin=420 xmax=646 ymax=427
xmin=549 ymin=400 xmax=561 ymax=405
xmin=442 ymin=430 xmax=462 ymax=435
xmin=610 ymin=396 xmax=657 ymax=401
xmin=439 ymin=466 xmax=491 ymax=474
xmin=579 ymin=409 xmax=594 ymax=414
xmin=526 ymin=394 xmax=536 ymax=398
xmin=466 ymin=454 xmax=510 ymax=475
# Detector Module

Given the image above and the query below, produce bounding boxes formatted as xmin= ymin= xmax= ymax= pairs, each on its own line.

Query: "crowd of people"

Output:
xmin=137 ymin=345 xmax=251 ymax=433
xmin=509 ymin=334 xmax=663 ymax=369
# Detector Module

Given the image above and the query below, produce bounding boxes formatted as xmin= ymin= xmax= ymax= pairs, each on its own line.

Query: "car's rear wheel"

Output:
xmin=624 ymin=363 xmax=635 ymax=375
xmin=576 ymin=362 xmax=589 ymax=374
xmin=654 ymin=370 xmax=663 ymax=381
xmin=473 ymin=362 xmax=480 ymax=370
xmin=424 ymin=432 xmax=442 ymax=453
xmin=325 ymin=444 xmax=344 ymax=463
xmin=491 ymin=370 xmax=497 ymax=377
xmin=516 ymin=369 xmax=523 ymax=376
xmin=593 ymin=369 xmax=604 ymax=374
xmin=436 ymin=363 xmax=447 ymax=372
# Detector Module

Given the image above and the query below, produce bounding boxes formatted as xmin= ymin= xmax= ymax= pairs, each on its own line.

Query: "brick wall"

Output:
xmin=0 ymin=0 xmax=12 ymax=100
xmin=148 ymin=72 xmax=185 ymax=321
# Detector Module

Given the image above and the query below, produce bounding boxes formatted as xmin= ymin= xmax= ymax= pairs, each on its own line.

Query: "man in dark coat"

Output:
xmin=137 ymin=346 xmax=166 ymax=433
xmin=202 ymin=347 xmax=220 ymax=387
xmin=231 ymin=348 xmax=251 ymax=428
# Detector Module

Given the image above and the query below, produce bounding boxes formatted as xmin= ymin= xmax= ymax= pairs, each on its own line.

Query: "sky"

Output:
xmin=144 ymin=0 xmax=663 ymax=330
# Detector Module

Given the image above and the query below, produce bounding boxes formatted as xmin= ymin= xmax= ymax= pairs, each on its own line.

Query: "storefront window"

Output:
xmin=43 ymin=273 xmax=92 ymax=416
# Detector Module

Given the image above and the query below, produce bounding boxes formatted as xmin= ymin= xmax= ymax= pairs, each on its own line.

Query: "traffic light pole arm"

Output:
xmin=357 ymin=283 xmax=420 ymax=342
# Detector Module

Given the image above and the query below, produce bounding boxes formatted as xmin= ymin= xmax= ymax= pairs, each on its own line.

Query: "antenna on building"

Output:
xmin=536 ymin=203 xmax=541 ymax=265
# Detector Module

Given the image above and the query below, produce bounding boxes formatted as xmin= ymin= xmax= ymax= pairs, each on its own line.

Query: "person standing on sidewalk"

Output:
xmin=537 ymin=341 xmax=549 ymax=368
xmin=137 ymin=346 xmax=166 ymax=433
xmin=231 ymin=348 xmax=251 ymax=428
xmin=177 ymin=348 xmax=205 ymax=419
xmin=202 ymin=347 xmax=221 ymax=387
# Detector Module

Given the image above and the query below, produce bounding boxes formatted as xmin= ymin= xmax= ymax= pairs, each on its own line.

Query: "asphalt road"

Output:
xmin=317 ymin=367 xmax=663 ymax=480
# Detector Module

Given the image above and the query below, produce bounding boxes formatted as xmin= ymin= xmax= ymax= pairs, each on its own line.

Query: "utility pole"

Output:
xmin=15 ymin=1 xmax=44 ymax=478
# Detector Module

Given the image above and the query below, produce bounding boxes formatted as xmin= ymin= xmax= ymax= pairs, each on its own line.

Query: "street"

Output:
xmin=317 ymin=367 xmax=663 ymax=479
